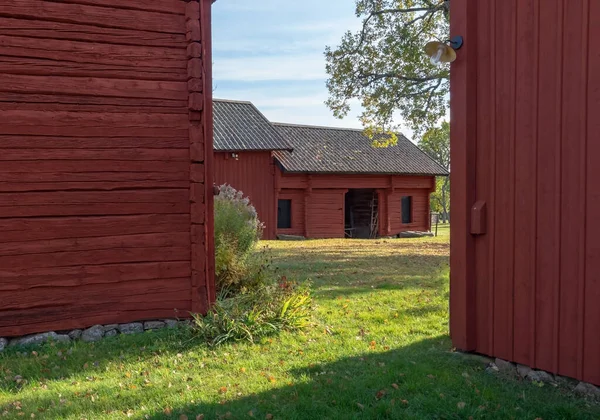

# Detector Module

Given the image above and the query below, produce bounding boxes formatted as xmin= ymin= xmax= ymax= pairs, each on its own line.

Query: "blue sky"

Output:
xmin=211 ymin=0 xmax=364 ymax=128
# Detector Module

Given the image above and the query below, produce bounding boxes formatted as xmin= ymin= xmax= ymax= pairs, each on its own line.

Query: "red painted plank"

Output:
xmin=557 ymin=0 xmax=588 ymax=379
xmin=46 ymin=0 xmax=186 ymax=15
xmin=0 ymin=246 xmax=190 ymax=269
xmin=0 ymin=214 xmax=190 ymax=242
xmin=584 ymin=0 xmax=600 ymax=386
xmin=534 ymin=0 xmax=563 ymax=373
xmin=0 ymin=17 xmax=187 ymax=48
xmin=0 ymin=189 xmax=188 ymax=206
xmin=0 ymin=171 xmax=188 ymax=183
xmin=449 ymin=0 xmax=478 ymax=351
xmin=0 ymin=261 xmax=190 ymax=288
xmin=0 ymin=180 xmax=188 ymax=192
xmin=0 ymin=93 xmax=186 ymax=109
xmin=0 ymin=35 xmax=186 ymax=70
xmin=0 ymin=304 xmax=191 ymax=337
xmin=0 ymin=0 xmax=185 ymax=34
xmin=0 ymin=203 xmax=189 ymax=218
xmin=0 ymin=74 xmax=187 ymax=101
xmin=0 ymin=136 xmax=188 ymax=149
xmin=0 ymin=161 xmax=189 ymax=173
xmin=491 ymin=0 xmax=517 ymax=361
xmin=512 ymin=0 xmax=537 ymax=366
xmin=0 ymin=149 xmax=187 ymax=161
xmin=473 ymin=0 xmax=493 ymax=355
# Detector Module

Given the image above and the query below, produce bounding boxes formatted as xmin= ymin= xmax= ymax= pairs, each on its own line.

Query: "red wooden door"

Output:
xmin=451 ymin=0 xmax=600 ymax=384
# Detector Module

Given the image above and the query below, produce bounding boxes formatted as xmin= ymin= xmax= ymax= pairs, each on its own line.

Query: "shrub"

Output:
xmin=192 ymin=279 xmax=313 ymax=346
xmin=202 ymin=184 xmax=313 ymax=345
xmin=214 ymin=184 xmax=265 ymax=295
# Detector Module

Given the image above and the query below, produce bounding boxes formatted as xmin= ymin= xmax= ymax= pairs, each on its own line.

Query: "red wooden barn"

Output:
xmin=213 ymin=99 xmax=448 ymax=240
xmin=0 ymin=0 xmax=215 ymax=337
xmin=450 ymin=0 xmax=600 ymax=385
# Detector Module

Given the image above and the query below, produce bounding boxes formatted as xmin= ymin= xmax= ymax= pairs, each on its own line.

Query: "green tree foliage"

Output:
xmin=419 ymin=121 xmax=450 ymax=222
xmin=325 ymin=0 xmax=450 ymax=135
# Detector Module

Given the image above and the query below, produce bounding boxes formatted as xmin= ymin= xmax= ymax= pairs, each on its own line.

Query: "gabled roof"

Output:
xmin=272 ymin=123 xmax=448 ymax=176
xmin=213 ymin=99 xmax=292 ymax=152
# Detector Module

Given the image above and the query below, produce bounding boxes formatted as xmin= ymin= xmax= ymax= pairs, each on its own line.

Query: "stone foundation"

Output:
xmin=0 ymin=319 xmax=191 ymax=351
xmin=488 ymin=357 xmax=600 ymax=399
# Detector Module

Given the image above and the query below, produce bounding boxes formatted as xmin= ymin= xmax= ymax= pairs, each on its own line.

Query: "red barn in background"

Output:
xmin=213 ymin=99 xmax=448 ymax=240
xmin=0 ymin=0 xmax=215 ymax=337
xmin=450 ymin=0 xmax=600 ymax=385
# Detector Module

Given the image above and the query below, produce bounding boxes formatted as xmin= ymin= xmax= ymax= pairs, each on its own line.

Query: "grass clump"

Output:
xmin=195 ymin=184 xmax=313 ymax=345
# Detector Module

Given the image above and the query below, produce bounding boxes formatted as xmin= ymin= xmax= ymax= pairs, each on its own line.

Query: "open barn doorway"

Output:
xmin=344 ymin=189 xmax=379 ymax=238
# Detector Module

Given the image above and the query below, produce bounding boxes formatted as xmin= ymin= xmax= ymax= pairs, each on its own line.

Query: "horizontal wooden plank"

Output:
xmin=44 ymin=0 xmax=186 ymax=15
xmin=0 ymin=148 xmax=187 ymax=161
xmin=0 ymin=17 xmax=187 ymax=48
xmin=0 ymin=202 xmax=189 ymax=218
xmin=0 ymin=261 xmax=190 ymax=287
xmin=0 ymin=101 xmax=188 ymax=115
xmin=0 ymin=74 xmax=187 ymax=101
xmin=0 ymin=135 xmax=188 ymax=149
xmin=0 ymin=189 xmax=188 ymax=206
xmin=0 ymin=245 xmax=190 ymax=269
xmin=0 ymin=180 xmax=188 ymax=192
xmin=0 ymin=1 xmax=185 ymax=34
xmin=0 ymin=171 xmax=189 ymax=183
xmin=0 ymin=35 xmax=186 ymax=69
xmin=3 ymin=277 xmax=191 ymax=311
xmin=0 ymin=93 xmax=186 ymax=109
xmin=0 ymin=160 xmax=189 ymax=173
xmin=0 ymin=232 xmax=189 ymax=257
xmin=0 ymin=213 xmax=190 ymax=242
xmin=0 ymin=303 xmax=192 ymax=337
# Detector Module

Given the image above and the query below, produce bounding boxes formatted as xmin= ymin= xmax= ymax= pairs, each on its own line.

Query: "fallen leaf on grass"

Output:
xmin=400 ymin=400 xmax=408 ymax=405
xmin=427 ymin=374 xmax=435 ymax=379
xmin=218 ymin=387 xmax=227 ymax=394
xmin=164 ymin=407 xmax=172 ymax=415
xmin=265 ymin=414 xmax=273 ymax=419
xmin=457 ymin=402 xmax=466 ymax=409
xmin=375 ymin=390 xmax=386 ymax=400
xmin=356 ymin=403 xmax=365 ymax=410
xmin=196 ymin=415 xmax=204 ymax=420
xmin=391 ymin=383 xmax=399 ymax=390
xmin=179 ymin=415 xmax=188 ymax=420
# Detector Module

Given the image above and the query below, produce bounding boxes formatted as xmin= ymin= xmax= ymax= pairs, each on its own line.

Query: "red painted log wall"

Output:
xmin=0 ymin=0 xmax=215 ymax=337
xmin=278 ymin=172 xmax=435 ymax=238
xmin=277 ymin=189 xmax=306 ymax=237
xmin=214 ymin=151 xmax=277 ymax=239
xmin=451 ymin=0 xmax=600 ymax=385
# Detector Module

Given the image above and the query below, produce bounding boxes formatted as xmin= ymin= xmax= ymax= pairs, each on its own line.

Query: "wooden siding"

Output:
xmin=275 ymin=172 xmax=435 ymax=238
xmin=379 ymin=190 xmax=431 ymax=236
xmin=279 ymin=173 xmax=434 ymax=190
xmin=451 ymin=0 xmax=600 ymax=384
xmin=306 ymin=190 xmax=347 ymax=239
xmin=0 ymin=0 xmax=214 ymax=337
xmin=214 ymin=151 xmax=277 ymax=239
xmin=277 ymin=189 xmax=305 ymax=236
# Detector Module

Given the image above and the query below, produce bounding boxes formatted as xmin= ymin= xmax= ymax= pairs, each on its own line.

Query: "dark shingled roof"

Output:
xmin=272 ymin=123 xmax=448 ymax=176
xmin=213 ymin=99 xmax=291 ymax=151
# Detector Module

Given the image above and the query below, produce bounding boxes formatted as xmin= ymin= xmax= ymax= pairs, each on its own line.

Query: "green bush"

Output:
xmin=192 ymin=279 xmax=312 ymax=346
xmin=202 ymin=184 xmax=313 ymax=345
xmin=214 ymin=184 xmax=265 ymax=295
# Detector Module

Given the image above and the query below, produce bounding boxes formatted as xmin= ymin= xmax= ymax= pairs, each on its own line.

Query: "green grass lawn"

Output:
xmin=1 ymin=224 xmax=599 ymax=419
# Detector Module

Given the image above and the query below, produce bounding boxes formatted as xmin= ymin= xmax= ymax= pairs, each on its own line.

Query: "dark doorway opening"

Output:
xmin=344 ymin=189 xmax=378 ymax=238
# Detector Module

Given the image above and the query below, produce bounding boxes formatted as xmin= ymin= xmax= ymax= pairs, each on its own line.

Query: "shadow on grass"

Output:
xmin=0 ymin=326 xmax=199 ymax=393
xmin=5 ymin=336 xmax=599 ymax=420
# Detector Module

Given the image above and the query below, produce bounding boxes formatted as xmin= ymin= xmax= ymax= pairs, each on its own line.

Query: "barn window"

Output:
xmin=277 ymin=199 xmax=292 ymax=229
xmin=401 ymin=196 xmax=413 ymax=224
